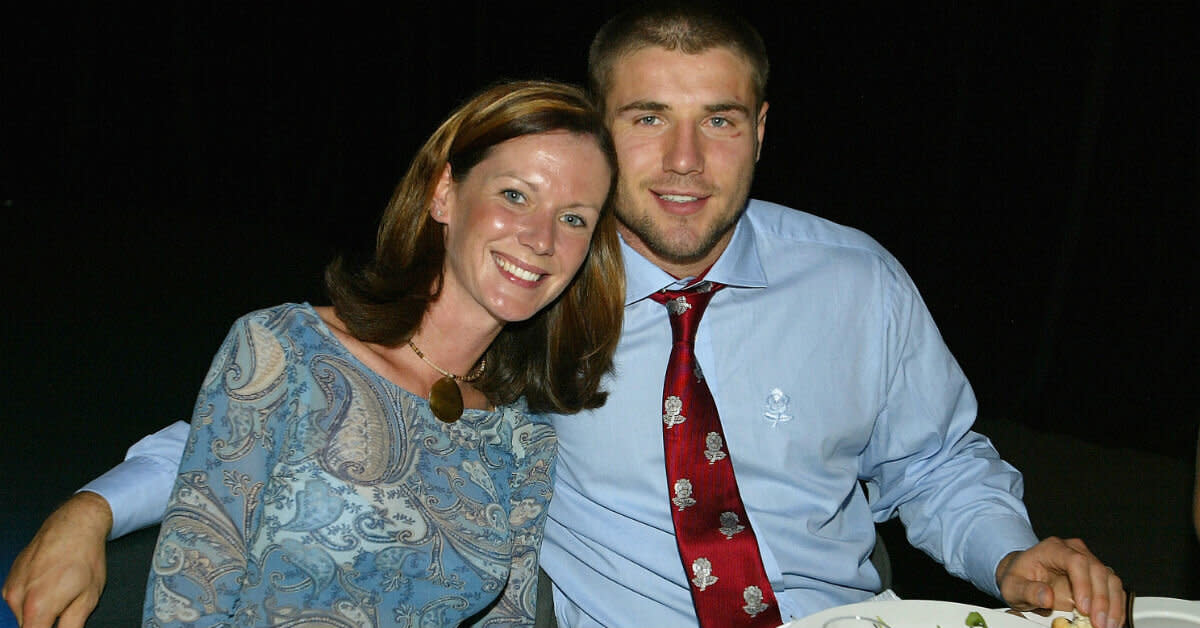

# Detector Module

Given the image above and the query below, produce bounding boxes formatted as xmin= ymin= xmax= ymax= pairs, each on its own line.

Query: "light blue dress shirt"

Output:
xmin=85 ymin=200 xmax=1040 ymax=626
xmin=82 ymin=421 xmax=190 ymax=540
xmin=540 ymin=200 xmax=1039 ymax=626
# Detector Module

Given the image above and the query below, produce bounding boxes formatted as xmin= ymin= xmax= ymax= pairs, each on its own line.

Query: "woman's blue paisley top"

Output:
xmin=142 ymin=303 xmax=557 ymax=628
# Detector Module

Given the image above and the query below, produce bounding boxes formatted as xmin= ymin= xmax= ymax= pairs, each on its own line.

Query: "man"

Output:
xmin=5 ymin=5 xmax=1124 ymax=628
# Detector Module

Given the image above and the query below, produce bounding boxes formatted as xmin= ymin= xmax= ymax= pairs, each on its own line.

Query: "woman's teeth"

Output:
xmin=496 ymin=256 xmax=541 ymax=281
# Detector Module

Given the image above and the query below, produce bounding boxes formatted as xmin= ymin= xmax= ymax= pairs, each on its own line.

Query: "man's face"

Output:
xmin=604 ymin=46 xmax=768 ymax=278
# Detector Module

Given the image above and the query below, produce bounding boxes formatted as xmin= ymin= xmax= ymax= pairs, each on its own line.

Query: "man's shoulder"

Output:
xmin=744 ymin=199 xmax=892 ymax=261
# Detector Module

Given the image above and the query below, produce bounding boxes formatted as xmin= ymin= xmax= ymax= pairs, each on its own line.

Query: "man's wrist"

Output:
xmin=995 ymin=549 xmax=1020 ymax=592
xmin=64 ymin=490 xmax=115 ymax=540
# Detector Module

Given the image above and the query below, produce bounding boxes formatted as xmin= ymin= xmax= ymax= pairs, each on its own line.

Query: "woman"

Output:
xmin=142 ymin=80 xmax=623 ymax=627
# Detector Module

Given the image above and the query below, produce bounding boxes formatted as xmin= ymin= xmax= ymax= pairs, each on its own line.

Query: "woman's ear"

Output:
xmin=430 ymin=163 xmax=453 ymax=224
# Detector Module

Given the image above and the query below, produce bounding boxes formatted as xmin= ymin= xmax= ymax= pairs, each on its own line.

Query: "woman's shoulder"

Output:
xmin=496 ymin=400 xmax=555 ymax=441
xmin=216 ymin=303 xmax=339 ymax=358
xmin=227 ymin=303 xmax=324 ymax=335
xmin=481 ymin=399 xmax=553 ymax=439
xmin=234 ymin=301 xmax=317 ymax=323
xmin=496 ymin=397 xmax=541 ymax=422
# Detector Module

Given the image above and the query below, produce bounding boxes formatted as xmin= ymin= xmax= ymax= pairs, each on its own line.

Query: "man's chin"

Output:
xmin=636 ymin=227 xmax=733 ymax=270
xmin=617 ymin=207 xmax=742 ymax=270
xmin=645 ymin=240 xmax=714 ymax=267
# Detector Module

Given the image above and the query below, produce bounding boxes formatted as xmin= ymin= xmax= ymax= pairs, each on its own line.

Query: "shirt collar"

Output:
xmin=622 ymin=210 xmax=768 ymax=306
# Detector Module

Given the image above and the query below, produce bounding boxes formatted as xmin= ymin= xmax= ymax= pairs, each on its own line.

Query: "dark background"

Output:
xmin=2 ymin=2 xmax=1196 ymax=623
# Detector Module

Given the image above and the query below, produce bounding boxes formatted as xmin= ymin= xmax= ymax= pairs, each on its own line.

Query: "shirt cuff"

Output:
xmin=78 ymin=421 xmax=189 ymax=539
xmin=964 ymin=514 xmax=1040 ymax=600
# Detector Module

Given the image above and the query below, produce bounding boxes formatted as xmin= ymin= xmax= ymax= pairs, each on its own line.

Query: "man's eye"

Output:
xmin=634 ymin=115 xmax=660 ymax=126
xmin=710 ymin=117 xmax=728 ymax=127
xmin=502 ymin=189 xmax=526 ymax=203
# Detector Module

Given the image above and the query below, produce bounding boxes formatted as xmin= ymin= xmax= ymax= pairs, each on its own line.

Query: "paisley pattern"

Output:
xmin=143 ymin=304 xmax=557 ymax=628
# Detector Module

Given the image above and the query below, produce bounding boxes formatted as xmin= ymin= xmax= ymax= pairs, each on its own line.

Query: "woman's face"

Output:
xmin=433 ymin=130 xmax=611 ymax=327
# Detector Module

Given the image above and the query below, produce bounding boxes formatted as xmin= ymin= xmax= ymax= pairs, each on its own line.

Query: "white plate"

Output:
xmin=1134 ymin=597 xmax=1200 ymax=628
xmin=783 ymin=600 xmax=1043 ymax=628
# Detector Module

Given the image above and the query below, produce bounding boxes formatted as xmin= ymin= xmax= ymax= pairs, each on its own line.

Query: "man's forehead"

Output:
xmin=605 ymin=45 xmax=757 ymax=108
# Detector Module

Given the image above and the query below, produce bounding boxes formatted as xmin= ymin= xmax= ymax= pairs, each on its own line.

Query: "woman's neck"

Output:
xmin=314 ymin=305 xmax=498 ymax=410
xmin=407 ymin=299 xmax=501 ymax=377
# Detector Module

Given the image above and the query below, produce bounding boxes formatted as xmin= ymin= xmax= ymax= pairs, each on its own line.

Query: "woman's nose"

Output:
xmin=517 ymin=210 xmax=555 ymax=255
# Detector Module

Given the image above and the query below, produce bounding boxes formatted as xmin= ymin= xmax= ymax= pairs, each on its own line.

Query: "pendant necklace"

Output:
xmin=408 ymin=340 xmax=486 ymax=423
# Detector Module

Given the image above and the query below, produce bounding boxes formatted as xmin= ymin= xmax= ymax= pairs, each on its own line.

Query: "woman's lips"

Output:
xmin=493 ymin=253 xmax=545 ymax=283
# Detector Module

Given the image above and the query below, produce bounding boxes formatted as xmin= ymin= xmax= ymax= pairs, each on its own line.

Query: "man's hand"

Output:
xmin=997 ymin=537 xmax=1125 ymax=628
xmin=3 ymin=491 xmax=113 ymax=628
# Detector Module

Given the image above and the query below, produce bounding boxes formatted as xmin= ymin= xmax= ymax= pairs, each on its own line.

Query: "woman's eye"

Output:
xmin=560 ymin=214 xmax=588 ymax=228
xmin=502 ymin=189 xmax=526 ymax=204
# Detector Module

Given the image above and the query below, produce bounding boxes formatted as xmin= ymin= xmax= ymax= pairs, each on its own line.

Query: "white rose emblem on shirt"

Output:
xmin=763 ymin=388 xmax=792 ymax=427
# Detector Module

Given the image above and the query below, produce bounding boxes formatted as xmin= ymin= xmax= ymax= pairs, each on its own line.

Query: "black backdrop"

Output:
xmin=1 ymin=0 xmax=1196 ymax=609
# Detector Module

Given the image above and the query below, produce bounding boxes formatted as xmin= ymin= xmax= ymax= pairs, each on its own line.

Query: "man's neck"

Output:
xmin=616 ymin=224 xmax=734 ymax=280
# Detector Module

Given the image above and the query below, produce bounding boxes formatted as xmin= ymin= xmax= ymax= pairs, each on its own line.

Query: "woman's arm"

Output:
xmin=142 ymin=316 xmax=282 ymax=626
xmin=468 ymin=412 xmax=559 ymax=628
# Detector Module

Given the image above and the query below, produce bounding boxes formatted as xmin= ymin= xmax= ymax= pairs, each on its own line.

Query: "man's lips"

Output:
xmin=652 ymin=190 xmax=711 ymax=215
xmin=657 ymin=193 xmax=702 ymax=202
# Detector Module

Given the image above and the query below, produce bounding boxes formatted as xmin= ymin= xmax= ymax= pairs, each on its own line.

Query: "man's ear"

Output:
xmin=755 ymin=101 xmax=769 ymax=162
xmin=430 ymin=163 xmax=453 ymax=224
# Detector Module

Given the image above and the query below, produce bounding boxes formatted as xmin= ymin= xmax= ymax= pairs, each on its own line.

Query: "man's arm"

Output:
xmin=2 ymin=492 xmax=111 ymax=628
xmin=79 ymin=421 xmax=190 ymax=538
xmin=863 ymin=258 xmax=1124 ymax=624
xmin=997 ymin=539 xmax=1125 ymax=628
xmin=2 ymin=421 xmax=188 ymax=628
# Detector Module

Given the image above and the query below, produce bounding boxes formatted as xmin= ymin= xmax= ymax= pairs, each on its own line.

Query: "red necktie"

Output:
xmin=651 ymin=282 xmax=783 ymax=628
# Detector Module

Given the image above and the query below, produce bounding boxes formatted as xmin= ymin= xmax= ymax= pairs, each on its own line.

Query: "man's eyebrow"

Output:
xmin=704 ymin=102 xmax=751 ymax=116
xmin=614 ymin=100 xmax=669 ymax=115
xmin=613 ymin=100 xmax=752 ymax=117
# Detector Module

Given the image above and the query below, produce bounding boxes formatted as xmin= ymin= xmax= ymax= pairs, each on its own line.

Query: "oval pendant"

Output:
xmin=429 ymin=376 xmax=464 ymax=423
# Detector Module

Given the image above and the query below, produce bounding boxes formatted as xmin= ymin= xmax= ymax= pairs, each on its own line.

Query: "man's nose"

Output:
xmin=663 ymin=124 xmax=704 ymax=175
xmin=662 ymin=124 xmax=705 ymax=175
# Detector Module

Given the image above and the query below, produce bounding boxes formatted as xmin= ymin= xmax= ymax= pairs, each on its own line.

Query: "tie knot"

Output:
xmin=650 ymin=281 xmax=724 ymax=344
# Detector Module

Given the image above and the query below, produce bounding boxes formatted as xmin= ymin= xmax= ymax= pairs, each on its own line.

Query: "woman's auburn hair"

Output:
xmin=325 ymin=79 xmax=624 ymax=415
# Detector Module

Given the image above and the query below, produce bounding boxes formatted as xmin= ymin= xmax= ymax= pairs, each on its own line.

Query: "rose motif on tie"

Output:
xmin=663 ymin=395 xmax=686 ymax=428
xmin=666 ymin=295 xmax=691 ymax=315
xmin=719 ymin=511 xmax=745 ymax=539
xmin=762 ymin=387 xmax=792 ymax=427
xmin=703 ymin=432 xmax=727 ymax=464
xmin=742 ymin=585 xmax=770 ymax=616
xmin=672 ymin=478 xmax=696 ymax=511
xmin=691 ymin=558 xmax=718 ymax=591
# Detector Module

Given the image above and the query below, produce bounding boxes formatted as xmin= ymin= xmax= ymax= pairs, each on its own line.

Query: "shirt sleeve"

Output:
xmin=78 ymin=420 xmax=190 ymax=539
xmin=861 ymin=261 xmax=1039 ymax=600
xmin=142 ymin=316 xmax=278 ymax=626
xmin=468 ymin=411 xmax=558 ymax=628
